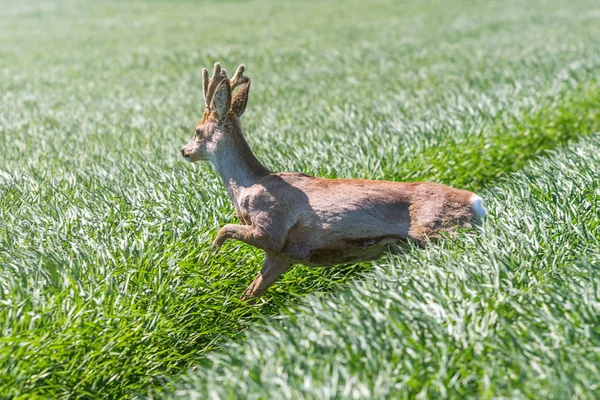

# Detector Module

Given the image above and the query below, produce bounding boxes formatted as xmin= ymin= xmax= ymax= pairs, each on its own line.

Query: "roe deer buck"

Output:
xmin=180 ymin=62 xmax=486 ymax=300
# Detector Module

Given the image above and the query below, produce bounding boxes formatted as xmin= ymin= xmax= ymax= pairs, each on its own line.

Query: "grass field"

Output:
xmin=1 ymin=0 xmax=600 ymax=398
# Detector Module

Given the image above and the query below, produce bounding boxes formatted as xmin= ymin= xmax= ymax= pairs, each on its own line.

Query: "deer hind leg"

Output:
xmin=211 ymin=224 xmax=284 ymax=252
xmin=242 ymin=252 xmax=292 ymax=301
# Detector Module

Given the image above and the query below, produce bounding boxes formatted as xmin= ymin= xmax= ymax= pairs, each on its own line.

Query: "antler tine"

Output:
xmin=204 ymin=62 xmax=228 ymax=108
xmin=201 ymin=68 xmax=210 ymax=107
xmin=230 ymin=64 xmax=249 ymax=90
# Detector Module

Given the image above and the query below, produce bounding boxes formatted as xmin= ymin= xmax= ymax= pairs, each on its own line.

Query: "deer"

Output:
xmin=180 ymin=62 xmax=486 ymax=301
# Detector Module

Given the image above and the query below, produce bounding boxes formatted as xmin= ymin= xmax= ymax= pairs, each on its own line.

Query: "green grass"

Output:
xmin=1 ymin=0 xmax=600 ymax=398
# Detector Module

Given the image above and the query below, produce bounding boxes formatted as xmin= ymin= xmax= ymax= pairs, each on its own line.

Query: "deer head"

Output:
xmin=180 ymin=62 xmax=251 ymax=162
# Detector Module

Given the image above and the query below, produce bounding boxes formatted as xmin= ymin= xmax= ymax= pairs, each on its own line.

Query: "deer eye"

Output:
xmin=194 ymin=129 xmax=202 ymax=137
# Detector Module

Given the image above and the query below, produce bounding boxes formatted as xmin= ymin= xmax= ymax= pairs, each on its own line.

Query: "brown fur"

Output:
xmin=181 ymin=63 xmax=484 ymax=300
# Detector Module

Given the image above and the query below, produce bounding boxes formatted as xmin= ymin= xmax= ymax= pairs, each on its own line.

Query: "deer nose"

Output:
xmin=180 ymin=147 xmax=186 ymax=157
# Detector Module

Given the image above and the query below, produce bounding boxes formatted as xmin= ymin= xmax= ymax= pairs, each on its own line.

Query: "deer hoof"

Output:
xmin=211 ymin=231 xmax=228 ymax=250
xmin=241 ymin=294 xmax=258 ymax=304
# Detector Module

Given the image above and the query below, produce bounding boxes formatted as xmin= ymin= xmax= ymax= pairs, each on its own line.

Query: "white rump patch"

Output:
xmin=470 ymin=194 xmax=486 ymax=222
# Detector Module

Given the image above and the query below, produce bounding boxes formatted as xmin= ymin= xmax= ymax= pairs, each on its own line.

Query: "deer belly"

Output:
xmin=283 ymin=235 xmax=404 ymax=267
xmin=280 ymin=210 xmax=411 ymax=266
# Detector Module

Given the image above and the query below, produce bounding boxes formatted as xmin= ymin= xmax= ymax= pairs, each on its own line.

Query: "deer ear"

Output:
xmin=231 ymin=79 xmax=251 ymax=118
xmin=210 ymin=78 xmax=232 ymax=120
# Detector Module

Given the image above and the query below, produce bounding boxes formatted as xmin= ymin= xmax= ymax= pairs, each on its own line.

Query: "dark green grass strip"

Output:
xmin=392 ymin=83 xmax=600 ymax=192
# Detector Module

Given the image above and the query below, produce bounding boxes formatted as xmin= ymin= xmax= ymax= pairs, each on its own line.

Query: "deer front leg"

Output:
xmin=211 ymin=224 xmax=284 ymax=252
xmin=242 ymin=252 xmax=292 ymax=302
xmin=212 ymin=224 xmax=242 ymax=249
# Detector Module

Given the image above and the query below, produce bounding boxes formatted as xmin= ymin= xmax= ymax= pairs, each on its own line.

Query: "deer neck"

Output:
xmin=210 ymin=124 xmax=270 ymax=209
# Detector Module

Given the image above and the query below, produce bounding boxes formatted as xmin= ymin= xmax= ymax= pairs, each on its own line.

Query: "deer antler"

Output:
xmin=202 ymin=62 xmax=228 ymax=107
xmin=202 ymin=63 xmax=249 ymax=109
xmin=230 ymin=64 xmax=249 ymax=90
